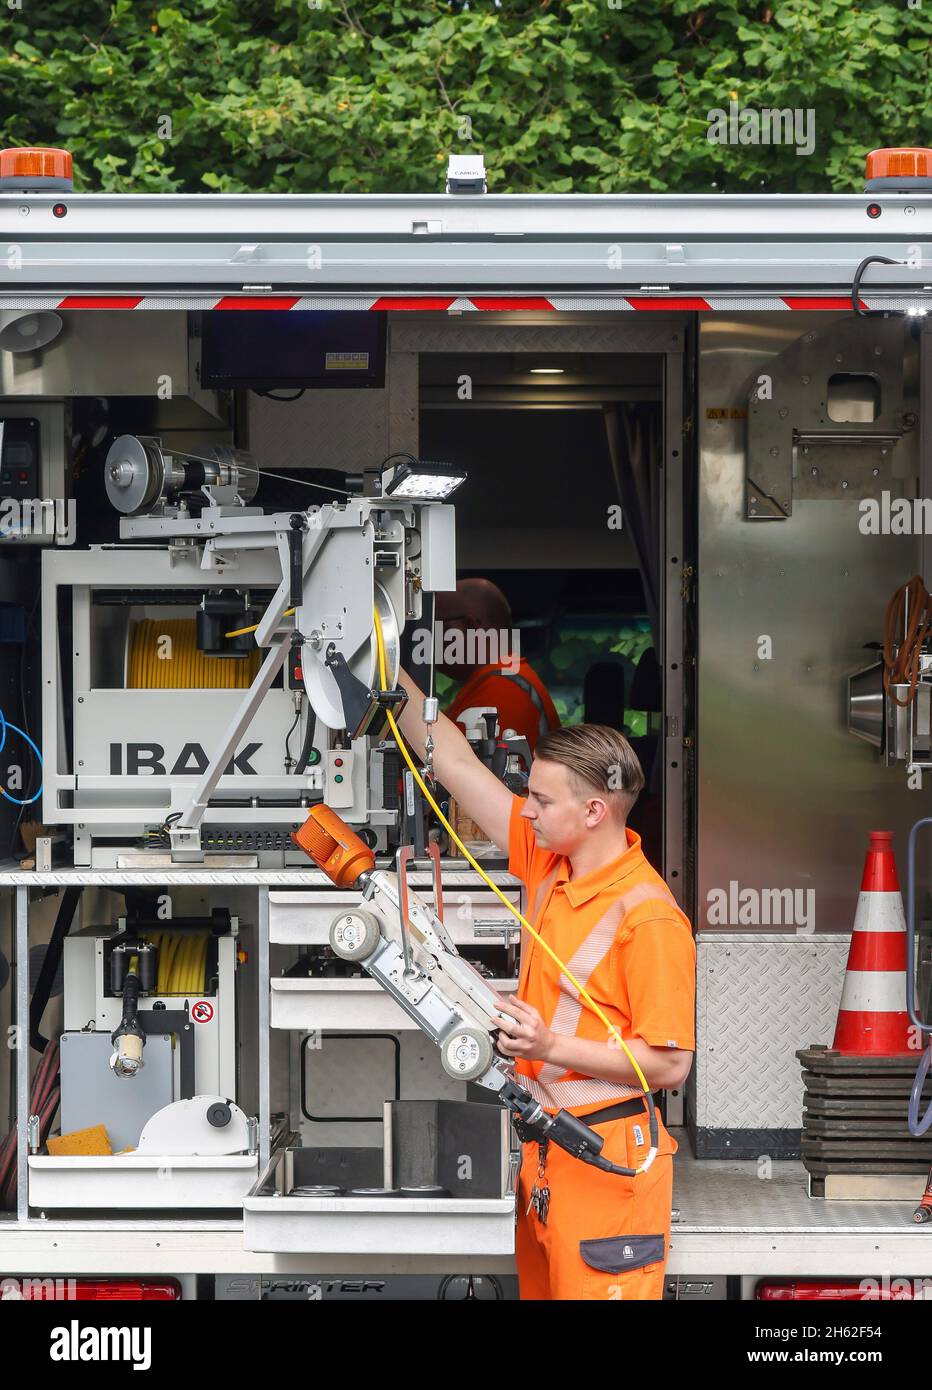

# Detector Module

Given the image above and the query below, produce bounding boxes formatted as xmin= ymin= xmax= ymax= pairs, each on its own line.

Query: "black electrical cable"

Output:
xmin=252 ymin=388 xmax=306 ymax=402
xmin=157 ymin=810 xmax=183 ymax=843
xmin=294 ymin=704 xmax=319 ymax=775
xmin=283 ymin=703 xmax=301 ymax=771
xmin=852 ymin=255 xmax=903 ymax=317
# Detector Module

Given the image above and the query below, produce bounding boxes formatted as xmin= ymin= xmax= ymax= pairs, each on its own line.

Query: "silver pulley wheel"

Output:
xmin=105 ymin=435 xmax=167 ymax=515
xmin=329 ymin=909 xmax=381 ymax=961
xmin=302 ymin=580 xmax=400 ymax=731
xmin=440 ymin=1027 xmax=493 ymax=1082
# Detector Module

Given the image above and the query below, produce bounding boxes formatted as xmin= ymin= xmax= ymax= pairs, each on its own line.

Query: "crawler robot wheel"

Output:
xmin=329 ymin=910 xmax=381 ymax=961
xmin=441 ymin=1027 xmax=493 ymax=1081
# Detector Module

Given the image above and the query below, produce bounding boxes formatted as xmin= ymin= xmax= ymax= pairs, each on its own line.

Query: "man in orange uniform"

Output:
xmin=396 ymin=670 xmax=695 ymax=1301
xmin=435 ymin=579 xmax=559 ymax=752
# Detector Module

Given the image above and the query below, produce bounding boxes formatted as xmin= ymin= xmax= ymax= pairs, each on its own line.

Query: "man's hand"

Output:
xmin=493 ymin=996 xmax=555 ymax=1063
xmin=493 ymin=994 xmax=694 ymax=1089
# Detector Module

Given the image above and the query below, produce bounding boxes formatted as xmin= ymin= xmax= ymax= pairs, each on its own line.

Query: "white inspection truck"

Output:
xmin=0 ymin=145 xmax=931 ymax=1301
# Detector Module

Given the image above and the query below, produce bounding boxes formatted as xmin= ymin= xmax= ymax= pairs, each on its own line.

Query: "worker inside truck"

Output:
xmin=436 ymin=577 xmax=560 ymax=752
xmin=396 ymin=665 xmax=696 ymax=1300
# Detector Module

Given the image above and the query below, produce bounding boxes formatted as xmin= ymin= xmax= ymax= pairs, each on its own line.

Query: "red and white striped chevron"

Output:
xmin=0 ymin=294 xmax=909 ymax=312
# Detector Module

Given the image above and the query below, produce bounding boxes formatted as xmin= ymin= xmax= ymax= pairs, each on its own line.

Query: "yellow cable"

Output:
xmin=156 ymin=933 xmax=172 ymax=993
xmin=173 ymin=936 xmax=188 ymax=990
xmin=373 ymin=605 xmax=656 ymax=1168
xmin=225 ymin=607 xmax=295 ymax=639
xmin=141 ymin=931 xmax=208 ymax=995
xmin=179 ymin=937 xmax=191 ymax=993
xmin=128 ymin=619 xmax=260 ymax=689
xmin=163 ymin=933 xmax=184 ymax=993
xmin=180 ymin=935 xmax=197 ymax=993
xmin=191 ymin=936 xmax=205 ymax=994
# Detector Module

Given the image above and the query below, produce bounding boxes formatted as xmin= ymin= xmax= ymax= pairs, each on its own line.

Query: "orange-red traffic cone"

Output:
xmin=832 ymin=831 xmax=912 ymax=1056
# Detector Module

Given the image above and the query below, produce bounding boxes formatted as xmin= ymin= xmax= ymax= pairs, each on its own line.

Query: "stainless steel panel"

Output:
xmin=694 ymin=933 xmax=850 ymax=1130
xmin=698 ymin=313 xmax=923 ymax=947
xmin=0 ymin=311 xmax=191 ymax=396
xmin=746 ymin=315 xmax=911 ymax=518
xmin=60 ymin=1032 xmax=173 ymax=1152
xmin=847 ymin=662 xmax=884 ymax=747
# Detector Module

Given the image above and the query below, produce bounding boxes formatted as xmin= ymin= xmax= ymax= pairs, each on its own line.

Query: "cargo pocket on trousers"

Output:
xmin=579 ymin=1234 xmax=666 ymax=1274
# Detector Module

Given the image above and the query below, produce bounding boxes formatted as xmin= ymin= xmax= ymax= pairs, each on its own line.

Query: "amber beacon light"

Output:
xmin=864 ymin=147 xmax=932 ymax=192
xmin=0 ymin=146 xmax=74 ymax=192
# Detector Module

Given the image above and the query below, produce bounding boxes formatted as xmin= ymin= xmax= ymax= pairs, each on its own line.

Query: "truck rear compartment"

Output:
xmin=1 ymin=299 xmax=930 ymax=1298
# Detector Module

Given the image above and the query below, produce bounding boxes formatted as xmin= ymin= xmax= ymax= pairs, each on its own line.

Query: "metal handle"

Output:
xmin=473 ymin=919 xmax=521 ymax=942
xmin=395 ymin=844 xmax=417 ymax=980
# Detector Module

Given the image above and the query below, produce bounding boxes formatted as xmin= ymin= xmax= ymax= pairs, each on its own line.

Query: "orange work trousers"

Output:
xmin=516 ymin=1109 xmax=676 ymax=1301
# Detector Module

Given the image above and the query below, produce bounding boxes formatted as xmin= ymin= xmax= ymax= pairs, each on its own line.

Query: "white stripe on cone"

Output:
xmin=836 ymin=970 xmax=908 ymax=1013
xmin=850 ymin=890 xmax=907 ymax=931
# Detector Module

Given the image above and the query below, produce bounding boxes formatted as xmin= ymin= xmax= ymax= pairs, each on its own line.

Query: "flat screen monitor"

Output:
xmin=200 ymin=310 xmax=386 ymax=390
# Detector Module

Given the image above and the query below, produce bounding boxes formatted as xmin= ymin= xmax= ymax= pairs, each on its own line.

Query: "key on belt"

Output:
xmin=525 ymin=1138 xmax=550 ymax=1225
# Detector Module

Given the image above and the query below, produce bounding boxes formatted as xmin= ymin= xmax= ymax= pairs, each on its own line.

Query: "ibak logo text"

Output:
xmin=49 ymin=1320 xmax=151 ymax=1371
xmin=109 ymin=742 xmax=261 ymax=775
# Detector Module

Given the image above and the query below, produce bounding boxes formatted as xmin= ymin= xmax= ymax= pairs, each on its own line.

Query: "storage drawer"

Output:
xmin=243 ymin=1194 xmax=516 ymax=1256
xmin=268 ymin=881 xmax=524 ymax=947
xmin=28 ymin=1154 xmax=259 ymax=1209
xmin=243 ymin=1147 xmax=516 ymax=1255
xmin=270 ymin=976 xmax=519 ymax=1031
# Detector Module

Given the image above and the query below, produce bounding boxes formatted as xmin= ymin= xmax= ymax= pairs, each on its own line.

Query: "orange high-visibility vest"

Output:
xmin=447 ymin=658 xmax=559 ymax=752
xmin=507 ymin=794 xmax=696 ymax=1117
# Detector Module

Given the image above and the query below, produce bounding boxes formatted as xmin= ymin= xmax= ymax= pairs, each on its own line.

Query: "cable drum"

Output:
xmin=126 ymin=617 xmax=260 ymax=689
xmin=143 ymin=932 xmax=209 ymax=995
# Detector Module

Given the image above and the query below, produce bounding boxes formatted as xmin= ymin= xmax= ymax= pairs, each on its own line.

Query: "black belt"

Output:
xmin=582 ymin=1092 xmax=663 ymax=1126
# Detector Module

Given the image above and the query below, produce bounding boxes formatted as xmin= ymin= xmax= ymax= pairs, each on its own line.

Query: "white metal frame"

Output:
xmin=1 ymin=189 xmax=930 ymax=302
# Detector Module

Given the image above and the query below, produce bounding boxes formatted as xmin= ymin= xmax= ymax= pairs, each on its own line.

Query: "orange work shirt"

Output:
xmin=447 ymin=658 xmax=559 ymax=752
xmin=507 ymin=793 xmax=696 ymax=1118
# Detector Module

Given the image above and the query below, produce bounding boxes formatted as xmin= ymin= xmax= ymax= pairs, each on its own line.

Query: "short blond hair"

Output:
xmin=534 ymin=724 xmax=645 ymax=822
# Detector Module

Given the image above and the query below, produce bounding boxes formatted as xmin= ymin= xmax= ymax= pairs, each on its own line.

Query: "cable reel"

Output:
xmin=105 ymin=435 xmax=260 ymax=516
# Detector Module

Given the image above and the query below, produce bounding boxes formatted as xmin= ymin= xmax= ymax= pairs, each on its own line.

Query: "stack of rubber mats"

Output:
xmin=797 ymin=1045 xmax=932 ymax=1195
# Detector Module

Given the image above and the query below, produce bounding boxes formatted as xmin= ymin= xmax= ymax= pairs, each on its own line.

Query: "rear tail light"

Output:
xmin=5 ymin=1278 xmax=180 ymax=1301
xmin=757 ymin=1279 xmax=922 ymax=1300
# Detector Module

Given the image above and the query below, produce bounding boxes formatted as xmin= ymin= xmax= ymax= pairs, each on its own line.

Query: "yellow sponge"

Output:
xmin=47 ymin=1124 xmax=113 ymax=1156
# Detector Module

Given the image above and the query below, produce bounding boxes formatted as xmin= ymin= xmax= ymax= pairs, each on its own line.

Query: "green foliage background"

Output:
xmin=437 ymin=620 xmax=654 ymax=730
xmin=0 ymin=1 xmax=928 ymax=195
